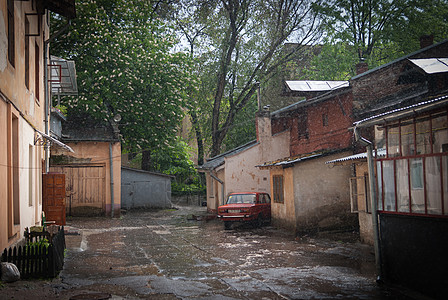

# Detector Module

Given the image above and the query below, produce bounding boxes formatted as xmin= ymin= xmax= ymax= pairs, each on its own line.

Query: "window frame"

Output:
xmin=272 ymin=175 xmax=284 ymax=203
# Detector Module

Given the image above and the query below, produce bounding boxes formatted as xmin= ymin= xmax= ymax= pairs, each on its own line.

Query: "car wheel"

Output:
xmin=253 ymin=215 xmax=263 ymax=228
xmin=224 ymin=221 xmax=232 ymax=230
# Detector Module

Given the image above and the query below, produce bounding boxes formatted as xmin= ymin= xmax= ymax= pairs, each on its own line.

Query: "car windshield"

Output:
xmin=227 ymin=194 xmax=256 ymax=204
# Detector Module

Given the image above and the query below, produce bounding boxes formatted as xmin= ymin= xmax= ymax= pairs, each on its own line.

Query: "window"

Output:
xmin=349 ymin=175 xmax=370 ymax=213
xmin=7 ymin=0 xmax=15 ymax=67
xmin=377 ymin=109 xmax=448 ymax=216
xmin=322 ymin=113 xmax=328 ymax=127
xmin=410 ymin=158 xmax=423 ymax=189
xmin=35 ymin=42 xmax=40 ymax=101
xmin=273 ymin=175 xmax=284 ymax=203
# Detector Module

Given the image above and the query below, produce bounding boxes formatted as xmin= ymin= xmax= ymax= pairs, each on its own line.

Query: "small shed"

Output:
xmin=121 ymin=167 xmax=174 ymax=209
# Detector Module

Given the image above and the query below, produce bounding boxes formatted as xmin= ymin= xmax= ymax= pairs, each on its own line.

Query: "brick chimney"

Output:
xmin=420 ymin=35 xmax=434 ymax=49
xmin=356 ymin=60 xmax=368 ymax=75
xmin=255 ymin=110 xmax=271 ymax=142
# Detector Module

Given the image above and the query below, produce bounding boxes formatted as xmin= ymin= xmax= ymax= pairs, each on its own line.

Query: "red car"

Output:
xmin=217 ymin=192 xmax=271 ymax=229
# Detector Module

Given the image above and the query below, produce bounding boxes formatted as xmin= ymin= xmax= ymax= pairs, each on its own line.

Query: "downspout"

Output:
xmin=210 ymin=172 xmax=225 ymax=206
xmin=44 ymin=19 xmax=71 ymax=173
xmin=354 ymin=125 xmax=382 ymax=281
xmin=109 ymin=143 xmax=115 ymax=218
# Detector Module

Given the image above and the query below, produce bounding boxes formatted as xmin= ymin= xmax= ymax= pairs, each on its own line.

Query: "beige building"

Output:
xmin=0 ymin=0 xmax=75 ymax=250
xmin=199 ymin=111 xmax=290 ymax=213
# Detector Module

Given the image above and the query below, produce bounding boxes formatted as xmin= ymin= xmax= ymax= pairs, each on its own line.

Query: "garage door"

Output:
xmin=50 ymin=165 xmax=106 ymax=216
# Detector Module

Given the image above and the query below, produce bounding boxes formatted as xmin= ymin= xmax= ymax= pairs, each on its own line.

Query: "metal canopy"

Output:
xmin=35 ymin=129 xmax=74 ymax=152
xmin=50 ymin=56 xmax=78 ymax=95
xmin=286 ymin=80 xmax=349 ymax=92
xmin=409 ymin=58 xmax=448 ymax=74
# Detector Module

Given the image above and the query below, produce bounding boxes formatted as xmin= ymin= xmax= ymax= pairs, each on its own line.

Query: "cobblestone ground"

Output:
xmin=1 ymin=204 xmax=418 ymax=300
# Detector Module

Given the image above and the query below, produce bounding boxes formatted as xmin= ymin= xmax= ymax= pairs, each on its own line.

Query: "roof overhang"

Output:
xmin=257 ymin=152 xmax=324 ymax=169
xmin=326 ymin=149 xmax=386 ymax=165
xmin=353 ymin=94 xmax=448 ymax=129
xmin=35 ymin=129 xmax=74 ymax=152
xmin=38 ymin=0 xmax=76 ymax=19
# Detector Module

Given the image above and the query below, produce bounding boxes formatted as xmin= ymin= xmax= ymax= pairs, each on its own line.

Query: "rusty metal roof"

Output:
xmin=409 ymin=58 xmax=448 ymax=74
xmin=256 ymin=151 xmax=326 ymax=168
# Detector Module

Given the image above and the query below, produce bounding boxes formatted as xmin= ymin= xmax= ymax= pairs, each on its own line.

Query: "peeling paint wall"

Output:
xmin=0 ymin=0 xmax=47 ymax=250
xmin=292 ymin=152 xmax=357 ymax=233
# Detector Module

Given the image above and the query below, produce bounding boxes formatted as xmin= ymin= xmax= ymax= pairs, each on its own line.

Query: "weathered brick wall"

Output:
xmin=290 ymin=93 xmax=353 ymax=156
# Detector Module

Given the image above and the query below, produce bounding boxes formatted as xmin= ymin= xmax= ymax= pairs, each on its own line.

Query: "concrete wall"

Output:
xmin=121 ymin=167 xmax=172 ymax=209
xmin=1 ymin=0 xmax=47 ymax=249
xmin=224 ymin=144 xmax=270 ymax=194
xmin=293 ymin=152 xmax=357 ymax=233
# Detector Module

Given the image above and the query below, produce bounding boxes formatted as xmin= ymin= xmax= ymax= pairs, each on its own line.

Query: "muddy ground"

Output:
xmin=1 ymin=204 xmax=420 ymax=299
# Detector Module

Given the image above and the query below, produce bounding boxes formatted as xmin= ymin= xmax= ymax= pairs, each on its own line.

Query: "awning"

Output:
xmin=35 ymin=129 xmax=74 ymax=152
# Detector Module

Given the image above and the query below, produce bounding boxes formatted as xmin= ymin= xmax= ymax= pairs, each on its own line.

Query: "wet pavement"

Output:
xmin=1 ymin=204 xmax=419 ymax=299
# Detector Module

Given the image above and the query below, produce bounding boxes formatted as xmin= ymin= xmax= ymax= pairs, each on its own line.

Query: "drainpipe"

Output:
xmin=109 ymin=143 xmax=115 ymax=218
xmin=43 ymin=19 xmax=71 ymax=173
xmin=354 ymin=126 xmax=382 ymax=281
xmin=210 ymin=172 xmax=225 ymax=206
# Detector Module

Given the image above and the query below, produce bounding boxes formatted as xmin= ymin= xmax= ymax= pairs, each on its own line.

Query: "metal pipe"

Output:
xmin=354 ymin=126 xmax=382 ymax=281
xmin=109 ymin=143 xmax=115 ymax=218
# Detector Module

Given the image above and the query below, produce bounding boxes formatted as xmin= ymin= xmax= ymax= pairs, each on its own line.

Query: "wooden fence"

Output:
xmin=1 ymin=226 xmax=66 ymax=279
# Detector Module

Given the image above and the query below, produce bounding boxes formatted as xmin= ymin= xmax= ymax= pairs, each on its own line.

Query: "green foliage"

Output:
xmin=50 ymin=0 xmax=198 ymax=158
xmin=126 ymin=137 xmax=204 ymax=193
xmin=313 ymin=0 xmax=448 ymax=71
xmin=300 ymin=42 xmax=358 ymax=80
xmin=26 ymin=238 xmax=50 ymax=254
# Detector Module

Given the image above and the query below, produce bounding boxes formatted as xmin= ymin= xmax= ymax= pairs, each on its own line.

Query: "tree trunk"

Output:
xmin=142 ymin=149 xmax=152 ymax=171
xmin=189 ymin=111 xmax=204 ymax=166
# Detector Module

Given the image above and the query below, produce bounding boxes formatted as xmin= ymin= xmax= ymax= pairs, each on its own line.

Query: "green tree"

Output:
xmin=173 ymin=0 xmax=322 ymax=157
xmin=310 ymin=0 xmax=448 ymax=79
xmin=51 ymin=0 xmax=197 ymax=171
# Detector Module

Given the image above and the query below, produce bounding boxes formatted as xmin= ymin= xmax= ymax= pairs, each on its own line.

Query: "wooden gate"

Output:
xmin=50 ymin=165 xmax=106 ymax=216
xmin=42 ymin=173 xmax=66 ymax=225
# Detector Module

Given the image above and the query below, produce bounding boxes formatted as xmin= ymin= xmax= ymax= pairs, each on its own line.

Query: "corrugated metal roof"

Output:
xmin=286 ymin=80 xmax=349 ymax=92
xmin=354 ymin=93 xmax=448 ymax=127
xmin=409 ymin=58 xmax=448 ymax=74
xmin=325 ymin=149 xmax=386 ymax=164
